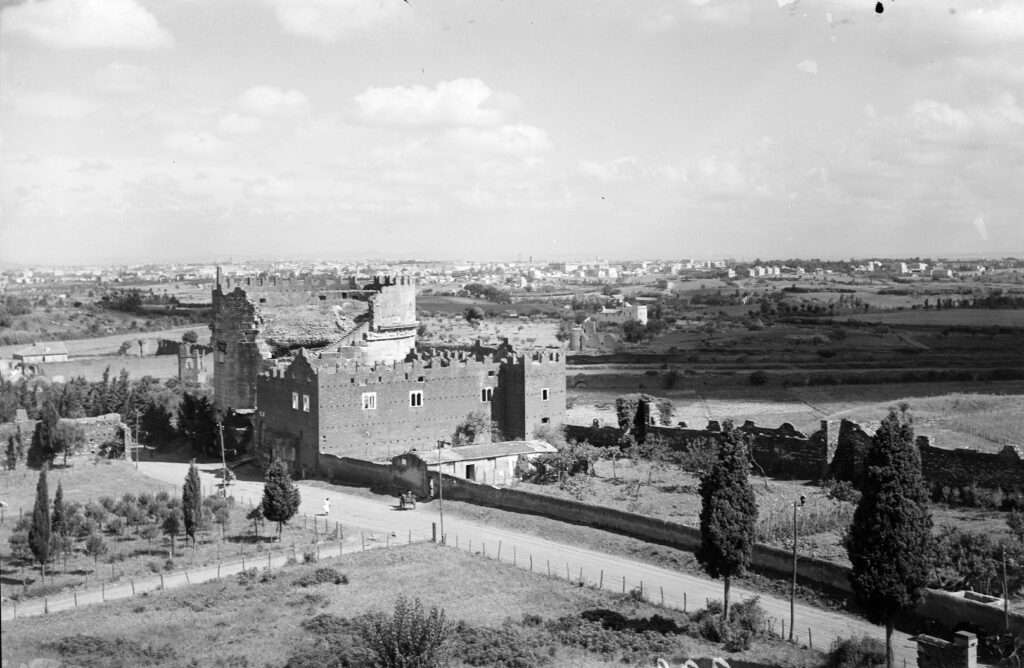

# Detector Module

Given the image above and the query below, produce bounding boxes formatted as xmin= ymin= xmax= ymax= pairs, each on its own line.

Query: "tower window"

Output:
xmin=481 ymin=387 xmax=493 ymax=402
xmin=292 ymin=392 xmax=299 ymax=410
xmin=409 ymin=390 xmax=423 ymax=407
xmin=302 ymin=394 xmax=310 ymax=412
xmin=541 ymin=388 xmax=549 ymax=401
xmin=362 ymin=392 xmax=377 ymax=410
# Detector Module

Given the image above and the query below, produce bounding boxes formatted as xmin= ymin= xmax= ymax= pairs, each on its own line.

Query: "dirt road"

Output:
xmin=135 ymin=461 xmax=920 ymax=666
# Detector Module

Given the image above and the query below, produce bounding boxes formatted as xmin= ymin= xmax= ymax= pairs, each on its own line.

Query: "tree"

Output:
xmin=261 ymin=459 xmax=300 ymax=541
xmin=464 ymin=306 xmax=485 ymax=327
xmin=28 ymin=400 xmax=60 ymax=467
xmin=357 ymin=595 xmax=454 ymax=668
xmin=162 ymin=511 xmax=182 ymax=557
xmin=247 ymin=502 xmax=265 ymax=541
xmin=182 ymin=461 xmax=202 ymax=548
xmin=53 ymin=421 xmax=86 ymax=467
xmin=845 ymin=407 xmax=933 ymax=668
xmin=696 ymin=421 xmax=758 ymax=621
xmin=84 ymin=533 xmax=108 ymax=565
xmin=181 ymin=329 xmax=199 ymax=344
xmin=452 ymin=411 xmax=492 ymax=446
xmin=28 ymin=467 xmax=52 ymax=581
xmin=178 ymin=392 xmax=217 ymax=457
xmin=52 ymin=481 xmax=68 ymax=542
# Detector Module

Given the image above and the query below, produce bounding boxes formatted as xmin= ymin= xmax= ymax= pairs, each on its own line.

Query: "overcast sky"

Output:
xmin=1 ymin=0 xmax=1022 ymax=265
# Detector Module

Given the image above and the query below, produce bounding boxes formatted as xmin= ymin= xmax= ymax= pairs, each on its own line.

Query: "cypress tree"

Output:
xmin=696 ymin=421 xmax=758 ymax=621
xmin=182 ymin=460 xmax=202 ymax=548
xmin=28 ymin=467 xmax=52 ymax=581
xmin=845 ymin=407 xmax=933 ymax=668
xmin=52 ymin=481 xmax=67 ymax=538
xmin=262 ymin=459 xmax=301 ymax=541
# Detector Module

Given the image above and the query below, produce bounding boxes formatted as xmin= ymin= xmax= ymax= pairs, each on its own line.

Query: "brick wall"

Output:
xmin=211 ymin=286 xmax=266 ymax=414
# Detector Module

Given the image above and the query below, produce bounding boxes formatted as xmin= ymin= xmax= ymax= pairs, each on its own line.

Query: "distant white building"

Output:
xmin=595 ymin=302 xmax=648 ymax=326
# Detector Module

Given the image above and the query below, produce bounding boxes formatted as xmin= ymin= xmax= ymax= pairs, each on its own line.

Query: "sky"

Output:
xmin=1 ymin=0 xmax=1023 ymax=265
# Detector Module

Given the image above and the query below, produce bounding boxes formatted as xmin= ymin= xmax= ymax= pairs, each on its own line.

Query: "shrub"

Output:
xmin=45 ymin=635 xmax=178 ymax=666
xmin=748 ymin=370 xmax=768 ymax=385
xmin=356 ymin=595 xmax=454 ymax=668
xmin=826 ymin=634 xmax=886 ymax=667
xmin=827 ymin=480 xmax=862 ymax=505
xmin=294 ymin=567 xmax=349 ymax=587
xmin=452 ymin=623 xmax=553 ymax=668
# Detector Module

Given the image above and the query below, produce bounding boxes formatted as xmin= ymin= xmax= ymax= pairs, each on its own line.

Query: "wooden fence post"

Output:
xmin=660 ymin=587 xmax=664 ymax=606
xmin=600 ymin=570 xmax=604 ymax=589
xmin=622 ymin=576 xmax=626 ymax=593
xmin=497 ymin=541 xmax=502 ymax=561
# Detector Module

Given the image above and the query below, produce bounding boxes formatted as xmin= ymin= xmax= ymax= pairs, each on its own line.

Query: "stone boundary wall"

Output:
xmin=568 ymin=416 xmax=1023 ymax=491
xmin=915 ymin=631 xmax=977 ymax=668
xmin=0 ymin=413 xmax=127 ymax=466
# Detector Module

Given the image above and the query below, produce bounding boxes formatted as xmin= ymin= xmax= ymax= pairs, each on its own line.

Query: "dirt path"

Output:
xmin=132 ymin=461 xmax=921 ymax=667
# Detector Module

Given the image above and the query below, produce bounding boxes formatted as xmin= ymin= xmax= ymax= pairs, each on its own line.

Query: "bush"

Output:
xmin=826 ymin=634 xmax=886 ymax=667
xmin=749 ymin=370 xmax=768 ymax=385
xmin=294 ymin=567 xmax=349 ymax=587
xmin=827 ymin=480 xmax=862 ymax=505
xmin=357 ymin=596 xmax=454 ymax=668
xmin=45 ymin=635 xmax=178 ymax=667
xmin=452 ymin=623 xmax=553 ymax=668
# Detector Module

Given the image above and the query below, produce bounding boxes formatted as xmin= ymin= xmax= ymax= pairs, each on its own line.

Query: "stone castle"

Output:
xmin=210 ymin=270 xmax=566 ymax=470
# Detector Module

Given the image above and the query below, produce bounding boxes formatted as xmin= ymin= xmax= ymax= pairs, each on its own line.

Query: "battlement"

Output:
xmin=216 ymin=268 xmax=357 ymax=294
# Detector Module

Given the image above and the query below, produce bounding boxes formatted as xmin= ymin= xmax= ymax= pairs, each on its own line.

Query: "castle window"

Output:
xmin=541 ymin=388 xmax=549 ymax=401
xmin=481 ymin=387 xmax=493 ymax=402
xmin=541 ymin=417 xmax=550 ymax=424
xmin=361 ymin=392 xmax=377 ymax=410
xmin=291 ymin=392 xmax=299 ymax=410
xmin=417 ymin=376 xmax=425 ymax=382
xmin=409 ymin=391 xmax=423 ymax=408
xmin=302 ymin=394 xmax=310 ymax=412
xmin=488 ymin=370 xmax=495 ymax=377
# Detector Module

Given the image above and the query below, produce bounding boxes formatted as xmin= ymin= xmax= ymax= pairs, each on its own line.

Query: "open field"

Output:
xmin=0 ymin=326 xmax=210 ymax=359
xmin=830 ymin=309 xmax=1024 ymax=327
xmin=0 ymin=541 xmax=824 ymax=668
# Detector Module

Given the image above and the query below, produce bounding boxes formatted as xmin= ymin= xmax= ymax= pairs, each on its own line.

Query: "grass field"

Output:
xmin=0 ymin=542 xmax=824 ymax=668
xmin=830 ymin=309 xmax=1024 ymax=327
xmin=0 ymin=326 xmax=210 ymax=359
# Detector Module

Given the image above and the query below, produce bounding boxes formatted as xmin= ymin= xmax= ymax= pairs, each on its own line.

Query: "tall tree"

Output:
xmin=696 ymin=421 xmax=758 ymax=621
xmin=182 ymin=460 xmax=202 ymax=548
xmin=178 ymin=392 xmax=216 ymax=457
xmin=261 ymin=459 xmax=301 ymax=541
xmin=845 ymin=407 xmax=933 ymax=668
xmin=28 ymin=400 xmax=60 ymax=467
xmin=52 ymin=481 xmax=67 ymax=540
xmin=53 ymin=421 xmax=86 ymax=467
xmin=28 ymin=467 xmax=52 ymax=581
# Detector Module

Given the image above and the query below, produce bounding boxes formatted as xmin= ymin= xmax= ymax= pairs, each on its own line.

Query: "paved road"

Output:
xmin=4 ymin=461 xmax=920 ymax=666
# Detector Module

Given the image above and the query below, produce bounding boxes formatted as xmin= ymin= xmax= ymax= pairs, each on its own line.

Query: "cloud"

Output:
xmin=93 ymin=62 xmax=154 ymax=93
xmin=239 ymin=86 xmax=308 ymax=115
xmin=163 ymin=130 xmax=229 ymax=155
xmin=443 ymin=124 xmax=552 ymax=156
xmin=218 ymin=113 xmax=264 ymax=133
xmin=355 ymin=79 xmax=506 ymax=128
xmin=578 ymin=156 xmax=685 ymax=183
xmin=2 ymin=0 xmax=173 ymax=50
xmin=638 ymin=12 xmax=678 ymax=33
xmin=10 ymin=90 xmax=100 ymax=118
xmin=797 ymin=60 xmax=818 ymax=74
xmin=73 ymin=160 xmax=112 ymax=173
xmin=261 ymin=0 xmax=408 ymax=42
xmin=973 ymin=215 xmax=988 ymax=240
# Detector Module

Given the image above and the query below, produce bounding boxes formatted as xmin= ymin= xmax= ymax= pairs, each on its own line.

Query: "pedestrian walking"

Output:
xmin=323 ymin=497 xmax=330 ymax=516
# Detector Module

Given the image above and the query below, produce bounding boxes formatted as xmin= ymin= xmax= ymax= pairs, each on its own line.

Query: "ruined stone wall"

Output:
xmin=919 ymin=442 xmax=1024 ymax=492
xmin=253 ymin=354 xmax=319 ymax=473
xmin=367 ymin=276 xmax=417 ymax=330
xmin=915 ymin=632 xmax=977 ymax=668
xmin=211 ymin=286 xmax=266 ymax=415
xmin=643 ymin=421 xmax=827 ymax=479
xmin=0 ymin=413 xmax=125 ymax=466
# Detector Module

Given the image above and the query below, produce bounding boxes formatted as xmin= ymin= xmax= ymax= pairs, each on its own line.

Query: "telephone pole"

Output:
xmin=218 ymin=421 xmax=227 ymax=497
xmin=790 ymin=495 xmax=805 ymax=642
xmin=436 ymin=440 xmax=448 ymax=544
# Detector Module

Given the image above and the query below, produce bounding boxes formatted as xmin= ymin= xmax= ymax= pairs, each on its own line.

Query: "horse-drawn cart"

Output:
xmin=398 ymin=491 xmax=416 ymax=510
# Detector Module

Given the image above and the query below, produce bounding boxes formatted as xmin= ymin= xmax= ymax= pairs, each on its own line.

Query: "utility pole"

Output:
xmin=218 ymin=421 xmax=227 ymax=498
xmin=1003 ymin=544 xmax=1010 ymax=633
xmin=134 ymin=411 xmax=141 ymax=469
xmin=436 ymin=440 xmax=448 ymax=544
xmin=790 ymin=495 xmax=805 ymax=642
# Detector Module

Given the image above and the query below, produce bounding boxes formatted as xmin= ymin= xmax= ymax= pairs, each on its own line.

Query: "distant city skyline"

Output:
xmin=2 ymin=0 xmax=1023 ymax=265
